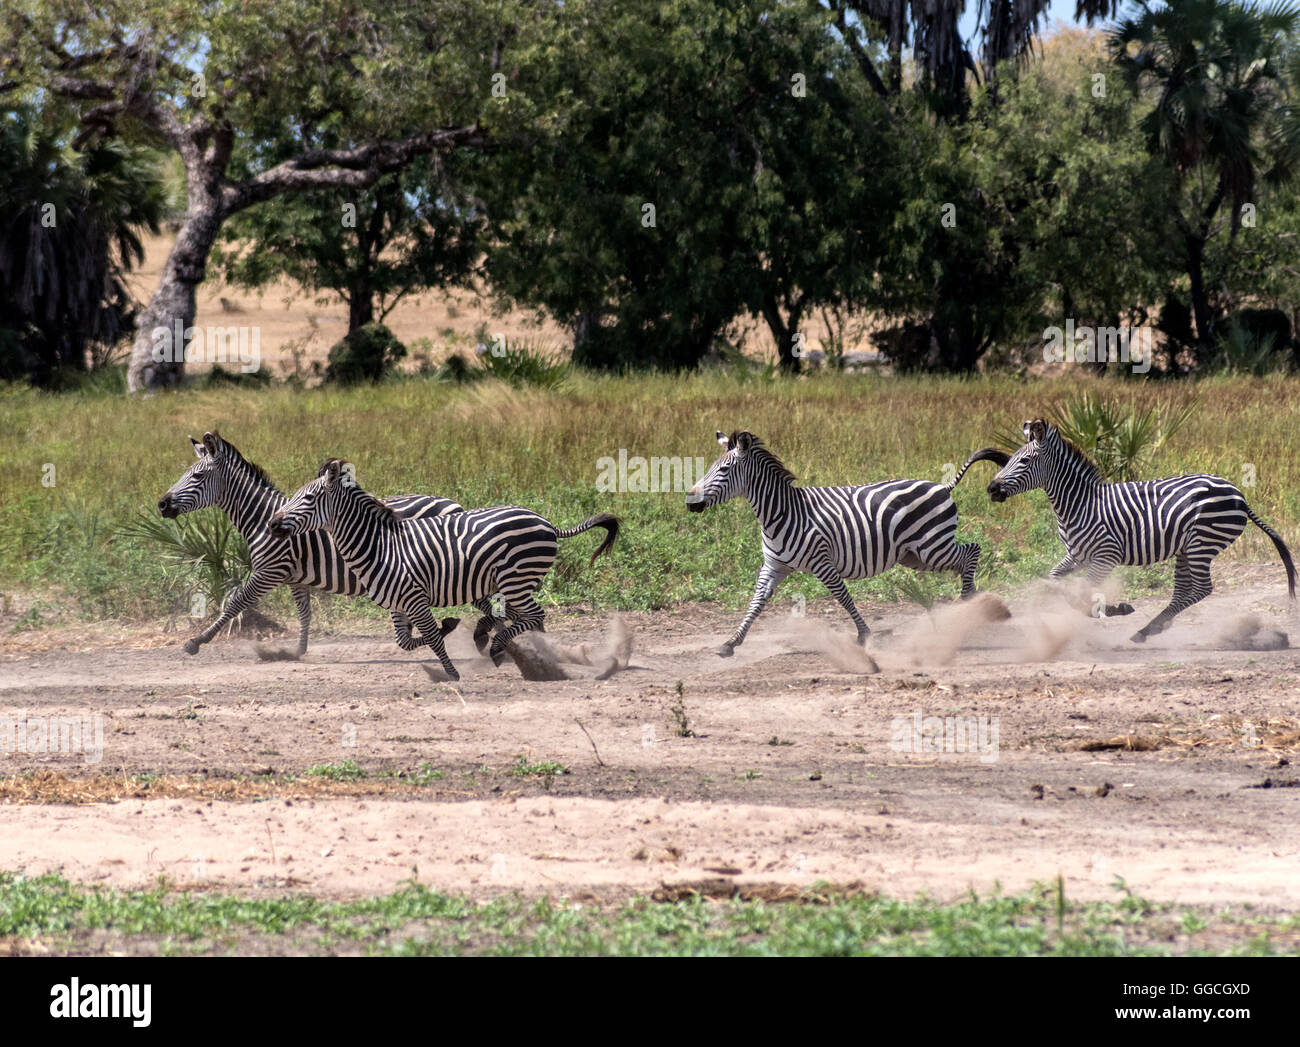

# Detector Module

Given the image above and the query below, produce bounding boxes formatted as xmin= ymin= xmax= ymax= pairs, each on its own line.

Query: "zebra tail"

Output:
xmin=1245 ymin=505 xmax=1297 ymax=599
xmin=946 ymin=448 xmax=1011 ymax=491
xmin=556 ymin=513 xmax=620 ymax=567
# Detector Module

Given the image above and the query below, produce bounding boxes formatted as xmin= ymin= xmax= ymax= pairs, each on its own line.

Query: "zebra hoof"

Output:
xmin=1113 ymin=603 xmax=1134 ymax=616
xmin=716 ymin=643 xmax=735 ymax=658
xmin=444 ymin=666 xmax=461 ymax=681
xmin=182 ymin=638 xmax=201 ymax=656
xmin=1130 ymin=631 xmax=1148 ymax=644
xmin=439 ymin=617 xmax=461 ymax=636
xmin=489 ymin=647 xmax=505 ymax=667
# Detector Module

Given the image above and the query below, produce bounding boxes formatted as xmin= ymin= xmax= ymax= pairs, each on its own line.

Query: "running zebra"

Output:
xmin=158 ymin=432 xmax=465 ymax=656
xmin=684 ymin=430 xmax=1009 ymax=657
xmin=986 ymin=418 xmax=1296 ymax=642
xmin=268 ymin=459 xmax=619 ymax=680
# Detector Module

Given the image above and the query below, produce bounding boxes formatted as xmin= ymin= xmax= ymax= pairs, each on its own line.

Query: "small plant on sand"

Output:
xmin=304 ymin=760 xmax=366 ymax=783
xmin=671 ymin=680 xmax=695 ymax=738
xmin=509 ymin=756 xmax=569 ymax=790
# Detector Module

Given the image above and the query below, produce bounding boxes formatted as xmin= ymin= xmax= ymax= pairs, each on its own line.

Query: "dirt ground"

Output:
xmin=1 ymin=564 xmax=1298 ymax=910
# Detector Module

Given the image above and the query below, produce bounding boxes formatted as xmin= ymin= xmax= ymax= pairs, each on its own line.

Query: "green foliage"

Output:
xmin=324 ymin=323 xmax=407 ymax=385
xmin=0 ymin=105 xmax=163 ymax=385
xmin=473 ymin=337 xmax=571 ymax=389
xmin=508 ymin=757 xmax=569 ymax=790
xmin=995 ymin=393 xmax=1199 ymax=482
xmin=213 ymin=157 xmax=483 ymax=338
xmin=473 ymin=0 xmax=890 ymax=371
xmin=1110 ymin=0 xmax=1300 ymax=367
xmin=118 ymin=509 xmax=252 ymax=617
xmin=304 ymin=761 xmax=366 ymax=783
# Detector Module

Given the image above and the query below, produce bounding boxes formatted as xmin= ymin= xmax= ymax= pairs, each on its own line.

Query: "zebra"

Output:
xmin=157 ymin=432 xmax=468 ymax=656
xmin=268 ymin=458 xmax=619 ymax=680
xmin=986 ymin=418 xmax=1297 ymax=642
xmin=684 ymin=430 xmax=1009 ymax=657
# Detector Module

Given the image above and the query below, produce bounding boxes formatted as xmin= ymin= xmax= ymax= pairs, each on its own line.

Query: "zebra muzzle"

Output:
xmin=685 ymin=493 xmax=707 ymax=513
xmin=987 ymin=482 xmax=1007 ymax=503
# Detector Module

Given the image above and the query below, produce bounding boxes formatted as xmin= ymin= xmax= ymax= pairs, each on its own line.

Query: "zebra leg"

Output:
xmin=487 ymin=595 xmax=546 ymax=667
xmin=404 ymin=607 xmax=461 ymax=680
xmin=1047 ymin=555 xmax=1081 ymax=579
xmin=471 ymin=598 xmax=502 ymax=655
xmin=811 ymin=564 xmax=870 ymax=646
xmin=1082 ymin=559 xmax=1133 ymax=618
xmin=1132 ymin=552 xmax=1212 ymax=643
xmin=716 ymin=563 xmax=790 ymax=657
xmin=184 ymin=574 xmax=277 ymax=655
xmin=393 ymin=611 xmax=460 ymax=649
xmin=290 ymin=586 xmax=312 ymax=655
xmin=910 ymin=541 xmax=982 ymax=600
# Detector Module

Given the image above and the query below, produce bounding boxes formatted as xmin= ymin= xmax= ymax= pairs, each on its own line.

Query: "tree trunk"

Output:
xmin=762 ymin=293 xmax=804 ymax=374
xmin=347 ymin=285 xmax=375 ymax=335
xmin=1186 ymin=232 xmax=1213 ymax=370
xmin=126 ymin=193 xmax=225 ymax=392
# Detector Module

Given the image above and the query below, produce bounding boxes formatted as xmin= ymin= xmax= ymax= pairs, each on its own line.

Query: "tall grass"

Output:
xmin=2 ymin=372 xmax=1297 ymax=624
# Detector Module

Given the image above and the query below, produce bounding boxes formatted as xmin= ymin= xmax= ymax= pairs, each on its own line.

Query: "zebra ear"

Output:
xmin=1026 ymin=419 xmax=1047 ymax=442
xmin=202 ymin=432 xmax=220 ymax=457
xmin=716 ymin=431 xmax=730 ymax=449
xmin=189 ymin=436 xmax=206 ymax=459
xmin=733 ymin=431 xmax=754 ymax=452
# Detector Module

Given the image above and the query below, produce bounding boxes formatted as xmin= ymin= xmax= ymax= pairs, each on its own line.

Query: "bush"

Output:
xmin=324 ymin=323 xmax=407 ymax=385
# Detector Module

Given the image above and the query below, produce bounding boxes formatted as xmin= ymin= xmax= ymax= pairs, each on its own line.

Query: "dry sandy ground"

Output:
xmin=124 ymin=234 xmax=844 ymax=375
xmin=1 ymin=568 xmax=1298 ymax=909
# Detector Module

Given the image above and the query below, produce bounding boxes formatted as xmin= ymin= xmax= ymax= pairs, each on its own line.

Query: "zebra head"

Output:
xmin=987 ymin=419 xmax=1056 ymax=503
xmin=685 ymin=430 xmax=765 ymax=512
xmin=158 ymin=432 xmax=229 ymax=518
xmin=269 ymin=459 xmax=353 ymax=538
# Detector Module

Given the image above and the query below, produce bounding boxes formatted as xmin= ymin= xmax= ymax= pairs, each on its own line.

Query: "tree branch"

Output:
xmin=223 ymin=125 xmax=488 ymax=214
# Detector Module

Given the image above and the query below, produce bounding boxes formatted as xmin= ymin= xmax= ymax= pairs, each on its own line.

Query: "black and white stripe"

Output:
xmin=987 ymin=418 xmax=1297 ymax=641
xmin=158 ymin=432 xmax=462 ymax=656
xmin=684 ymin=430 xmax=1008 ymax=656
xmin=269 ymin=459 xmax=619 ymax=680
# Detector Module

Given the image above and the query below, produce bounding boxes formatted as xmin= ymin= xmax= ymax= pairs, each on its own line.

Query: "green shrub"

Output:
xmin=324 ymin=323 xmax=407 ymax=385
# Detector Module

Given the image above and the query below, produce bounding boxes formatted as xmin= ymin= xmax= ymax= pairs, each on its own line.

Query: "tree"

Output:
xmin=823 ymin=1 xmax=1122 ymax=113
xmin=0 ymin=104 xmax=162 ymax=385
xmin=1110 ymin=0 xmax=1300 ymax=370
xmin=475 ymin=0 xmax=893 ymax=372
xmin=3 ymin=0 xmax=508 ymax=391
xmin=213 ymin=153 xmax=484 ymax=339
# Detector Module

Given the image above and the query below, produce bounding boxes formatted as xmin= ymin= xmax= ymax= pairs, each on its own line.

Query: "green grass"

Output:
xmin=303 ymin=760 xmax=366 ymax=783
xmin=2 ymin=371 xmax=1297 ymax=627
xmin=0 ymin=872 xmax=1295 ymax=956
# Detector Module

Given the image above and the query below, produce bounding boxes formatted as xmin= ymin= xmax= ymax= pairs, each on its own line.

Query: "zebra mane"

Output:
xmin=1044 ymin=426 xmax=1103 ymax=484
xmin=731 ymin=431 xmax=796 ymax=485
xmin=319 ymin=458 xmax=398 ymax=521
xmin=211 ymin=432 xmax=276 ymax=489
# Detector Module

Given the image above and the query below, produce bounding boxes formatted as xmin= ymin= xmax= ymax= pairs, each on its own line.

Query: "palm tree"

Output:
xmin=827 ymin=2 xmax=1121 ymax=113
xmin=1110 ymin=0 xmax=1300 ymax=369
xmin=0 ymin=106 xmax=163 ymax=386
